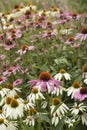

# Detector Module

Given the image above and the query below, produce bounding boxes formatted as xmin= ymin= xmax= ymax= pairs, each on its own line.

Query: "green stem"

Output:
xmin=46 ymin=93 xmax=53 ymax=130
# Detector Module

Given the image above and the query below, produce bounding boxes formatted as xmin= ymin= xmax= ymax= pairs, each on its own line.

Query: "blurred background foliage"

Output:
xmin=0 ymin=0 xmax=87 ymax=13
xmin=68 ymin=0 xmax=87 ymax=13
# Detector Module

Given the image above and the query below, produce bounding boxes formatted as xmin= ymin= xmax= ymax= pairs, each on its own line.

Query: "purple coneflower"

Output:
xmin=0 ymin=77 xmax=7 ymax=85
xmin=16 ymin=45 xmax=35 ymax=55
xmin=3 ymin=65 xmax=20 ymax=76
xmin=75 ymin=26 xmax=87 ymax=41
xmin=73 ymin=87 xmax=87 ymax=101
xmin=29 ymin=72 xmax=61 ymax=93
xmin=13 ymin=79 xmax=23 ymax=86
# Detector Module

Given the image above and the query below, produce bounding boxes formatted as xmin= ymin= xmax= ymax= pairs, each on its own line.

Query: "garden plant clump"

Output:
xmin=0 ymin=2 xmax=87 ymax=130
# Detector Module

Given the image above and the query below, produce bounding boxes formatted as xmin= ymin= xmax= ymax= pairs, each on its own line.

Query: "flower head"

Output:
xmin=29 ymin=72 xmax=61 ymax=93
xmin=70 ymin=103 xmax=87 ymax=125
xmin=54 ymin=69 xmax=71 ymax=81
xmin=51 ymin=98 xmax=69 ymax=126
xmin=27 ymin=87 xmax=45 ymax=103
xmin=3 ymin=65 xmax=20 ymax=76
xmin=16 ymin=45 xmax=35 ymax=55
xmin=73 ymin=87 xmax=87 ymax=101
xmin=82 ymin=65 xmax=87 ymax=79
xmin=5 ymin=83 xmax=21 ymax=97
xmin=13 ymin=79 xmax=22 ymax=86
xmin=3 ymin=98 xmax=24 ymax=119
xmin=67 ymin=81 xmax=81 ymax=98
xmin=75 ymin=26 xmax=87 ymax=41
xmin=0 ymin=77 xmax=7 ymax=85
xmin=0 ymin=117 xmax=18 ymax=130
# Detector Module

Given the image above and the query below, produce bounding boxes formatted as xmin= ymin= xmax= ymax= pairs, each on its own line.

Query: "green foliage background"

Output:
xmin=0 ymin=0 xmax=87 ymax=13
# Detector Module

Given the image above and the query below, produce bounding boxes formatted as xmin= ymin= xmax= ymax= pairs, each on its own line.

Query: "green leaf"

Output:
xmin=55 ymin=117 xmax=65 ymax=130
xmin=21 ymin=125 xmax=35 ymax=130
xmin=36 ymin=114 xmax=50 ymax=124
xmin=54 ymin=58 xmax=70 ymax=66
xmin=74 ymin=123 xmax=87 ymax=130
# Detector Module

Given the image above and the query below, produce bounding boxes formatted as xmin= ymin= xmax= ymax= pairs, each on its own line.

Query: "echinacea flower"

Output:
xmin=65 ymin=37 xmax=75 ymax=45
xmin=14 ymin=94 xmax=23 ymax=103
xmin=6 ymin=83 xmax=21 ymax=97
xmin=71 ymin=103 xmax=87 ymax=125
xmin=82 ymin=65 xmax=87 ymax=84
xmin=0 ymin=55 xmax=6 ymax=60
xmin=50 ymin=6 xmax=60 ymax=17
xmin=73 ymin=87 xmax=87 ymax=101
xmin=7 ymin=121 xmax=18 ymax=130
xmin=42 ymin=30 xmax=57 ymax=39
xmin=71 ymin=103 xmax=86 ymax=115
xmin=65 ymin=117 xmax=75 ymax=128
xmin=24 ymin=108 xmax=37 ymax=126
xmin=0 ymin=117 xmax=18 ymax=130
xmin=41 ymin=101 xmax=48 ymax=109
xmin=27 ymin=87 xmax=45 ymax=103
xmin=67 ymin=81 xmax=81 ymax=98
xmin=3 ymin=65 xmax=20 ymax=76
xmin=51 ymin=98 xmax=69 ymax=126
xmin=83 ymin=79 xmax=87 ymax=84
xmin=13 ymin=79 xmax=22 ymax=86
xmin=70 ymin=12 xmax=81 ymax=20
xmin=24 ymin=115 xmax=35 ymax=126
xmin=82 ymin=65 xmax=87 ymax=79
xmin=29 ymin=72 xmax=61 ymax=93
xmin=75 ymin=26 xmax=87 ymax=41
xmin=0 ymin=86 xmax=9 ymax=98
xmin=51 ymin=86 xmax=62 ymax=96
xmin=0 ymin=110 xmax=5 ymax=118
xmin=60 ymin=28 xmax=73 ymax=35
xmin=4 ymin=40 xmax=16 ymax=50
xmin=23 ymin=100 xmax=35 ymax=111
xmin=16 ymin=45 xmax=35 ymax=55
xmin=0 ymin=77 xmax=7 ymax=85
xmin=3 ymin=98 xmax=24 ymax=119
xmin=54 ymin=69 xmax=71 ymax=81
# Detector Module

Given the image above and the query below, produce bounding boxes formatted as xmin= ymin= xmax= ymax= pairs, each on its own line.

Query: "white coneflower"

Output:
xmin=3 ymin=98 xmax=24 ymax=119
xmin=14 ymin=94 xmax=23 ymax=103
xmin=24 ymin=116 xmax=35 ymax=126
xmin=54 ymin=69 xmax=71 ymax=81
xmin=7 ymin=121 xmax=18 ymax=130
xmin=83 ymin=79 xmax=87 ymax=84
xmin=6 ymin=84 xmax=21 ymax=97
xmin=50 ymin=6 xmax=60 ymax=17
xmin=0 ymin=117 xmax=18 ymax=130
xmin=71 ymin=103 xmax=87 ymax=126
xmin=82 ymin=65 xmax=87 ymax=79
xmin=51 ymin=98 xmax=69 ymax=126
xmin=52 ymin=116 xmax=59 ymax=126
xmin=0 ymin=117 xmax=9 ymax=130
xmin=60 ymin=28 xmax=73 ymax=35
xmin=82 ymin=65 xmax=87 ymax=84
xmin=3 ymin=96 xmax=12 ymax=114
xmin=67 ymin=81 xmax=81 ymax=98
xmin=0 ymin=97 xmax=5 ymax=107
xmin=0 ymin=110 xmax=5 ymax=118
xmin=23 ymin=100 xmax=35 ymax=111
xmin=41 ymin=101 xmax=48 ymax=109
xmin=27 ymin=87 xmax=45 ymax=103
xmin=71 ymin=103 xmax=86 ymax=115
xmin=24 ymin=108 xmax=37 ymax=126
xmin=0 ymin=86 xmax=9 ymax=98
xmin=65 ymin=117 xmax=75 ymax=128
